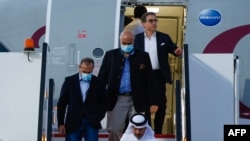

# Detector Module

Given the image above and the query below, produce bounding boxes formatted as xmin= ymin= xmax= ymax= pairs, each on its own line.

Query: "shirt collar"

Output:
xmin=144 ymin=31 xmax=156 ymax=39
xmin=79 ymin=73 xmax=82 ymax=81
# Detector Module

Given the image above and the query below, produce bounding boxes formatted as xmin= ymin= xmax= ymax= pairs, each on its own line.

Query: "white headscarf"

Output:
xmin=120 ymin=113 xmax=156 ymax=141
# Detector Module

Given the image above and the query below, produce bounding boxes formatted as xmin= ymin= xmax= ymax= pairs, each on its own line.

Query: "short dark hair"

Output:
xmin=141 ymin=12 xmax=156 ymax=23
xmin=134 ymin=5 xmax=147 ymax=18
xmin=79 ymin=57 xmax=94 ymax=68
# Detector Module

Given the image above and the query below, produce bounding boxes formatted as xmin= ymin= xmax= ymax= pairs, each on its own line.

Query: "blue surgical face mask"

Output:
xmin=81 ymin=72 xmax=92 ymax=82
xmin=121 ymin=44 xmax=134 ymax=53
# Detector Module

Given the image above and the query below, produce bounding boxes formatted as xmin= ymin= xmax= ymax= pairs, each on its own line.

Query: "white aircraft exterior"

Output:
xmin=1 ymin=0 xmax=250 ymax=141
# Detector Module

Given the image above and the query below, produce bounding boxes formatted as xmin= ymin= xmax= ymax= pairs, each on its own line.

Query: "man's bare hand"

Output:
xmin=58 ymin=125 xmax=66 ymax=135
xmin=150 ymin=105 xmax=158 ymax=113
xmin=174 ymin=47 xmax=182 ymax=56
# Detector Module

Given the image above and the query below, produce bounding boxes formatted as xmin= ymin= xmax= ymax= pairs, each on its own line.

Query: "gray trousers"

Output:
xmin=106 ymin=95 xmax=135 ymax=141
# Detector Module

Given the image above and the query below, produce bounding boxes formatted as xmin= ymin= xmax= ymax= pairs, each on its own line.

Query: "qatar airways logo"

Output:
xmin=199 ymin=9 xmax=221 ymax=26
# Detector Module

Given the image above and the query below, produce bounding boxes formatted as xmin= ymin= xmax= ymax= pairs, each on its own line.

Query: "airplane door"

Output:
xmin=125 ymin=6 xmax=184 ymax=48
xmin=45 ymin=0 xmax=121 ymax=103
xmin=125 ymin=5 xmax=185 ymax=134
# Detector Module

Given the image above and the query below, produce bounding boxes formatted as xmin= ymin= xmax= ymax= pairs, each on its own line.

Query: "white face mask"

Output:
xmin=81 ymin=72 xmax=92 ymax=82
xmin=121 ymin=44 xmax=134 ymax=53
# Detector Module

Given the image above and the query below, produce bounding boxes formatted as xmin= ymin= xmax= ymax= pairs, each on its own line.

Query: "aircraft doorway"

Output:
xmin=124 ymin=5 xmax=186 ymax=135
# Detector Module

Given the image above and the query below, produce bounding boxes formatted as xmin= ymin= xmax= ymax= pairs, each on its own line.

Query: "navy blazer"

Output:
xmin=98 ymin=48 xmax=157 ymax=112
xmin=134 ymin=31 xmax=179 ymax=84
xmin=57 ymin=73 xmax=107 ymax=134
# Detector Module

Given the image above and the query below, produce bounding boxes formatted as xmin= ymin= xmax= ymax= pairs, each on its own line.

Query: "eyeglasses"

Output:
xmin=147 ymin=19 xmax=158 ymax=23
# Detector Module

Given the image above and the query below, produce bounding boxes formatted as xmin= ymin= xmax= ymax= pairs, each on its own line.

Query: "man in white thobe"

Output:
xmin=120 ymin=113 xmax=157 ymax=141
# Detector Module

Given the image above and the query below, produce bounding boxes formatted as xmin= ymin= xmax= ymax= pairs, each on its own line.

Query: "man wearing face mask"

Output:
xmin=98 ymin=30 xmax=158 ymax=141
xmin=57 ymin=57 xmax=107 ymax=141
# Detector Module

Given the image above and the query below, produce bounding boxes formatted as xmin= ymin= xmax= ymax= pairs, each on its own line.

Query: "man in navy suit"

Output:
xmin=57 ymin=57 xmax=107 ymax=141
xmin=134 ymin=12 xmax=182 ymax=134
xmin=98 ymin=30 xmax=158 ymax=141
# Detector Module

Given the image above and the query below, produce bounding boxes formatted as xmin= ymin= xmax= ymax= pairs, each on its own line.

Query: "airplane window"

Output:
xmin=92 ymin=47 xmax=104 ymax=58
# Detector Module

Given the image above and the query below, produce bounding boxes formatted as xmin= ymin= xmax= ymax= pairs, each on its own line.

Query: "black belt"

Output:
xmin=119 ymin=92 xmax=131 ymax=96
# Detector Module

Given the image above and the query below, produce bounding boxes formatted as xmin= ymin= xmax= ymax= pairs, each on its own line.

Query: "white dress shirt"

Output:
xmin=79 ymin=75 xmax=90 ymax=102
xmin=144 ymin=32 xmax=160 ymax=70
